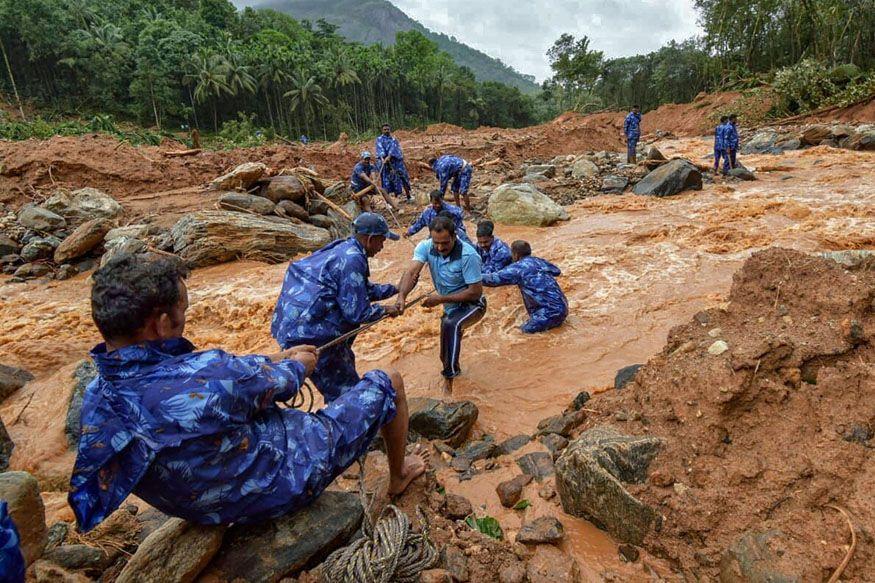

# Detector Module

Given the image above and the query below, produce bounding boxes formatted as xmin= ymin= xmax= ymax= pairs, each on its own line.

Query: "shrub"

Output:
xmin=772 ymin=59 xmax=837 ymax=114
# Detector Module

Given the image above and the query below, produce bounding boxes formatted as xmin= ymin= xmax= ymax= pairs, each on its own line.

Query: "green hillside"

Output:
xmin=243 ymin=0 xmax=539 ymax=93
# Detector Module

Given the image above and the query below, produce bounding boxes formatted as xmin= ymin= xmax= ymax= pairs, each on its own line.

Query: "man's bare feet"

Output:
xmin=388 ymin=446 xmax=429 ymax=497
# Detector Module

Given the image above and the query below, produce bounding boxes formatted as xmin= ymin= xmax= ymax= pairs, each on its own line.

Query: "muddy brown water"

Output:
xmin=1 ymin=138 xmax=873 ymax=579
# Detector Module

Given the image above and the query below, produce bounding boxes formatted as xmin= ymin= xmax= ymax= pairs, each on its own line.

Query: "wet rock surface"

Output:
xmin=409 ymin=398 xmax=478 ymax=448
xmin=0 ymin=471 xmax=47 ymax=565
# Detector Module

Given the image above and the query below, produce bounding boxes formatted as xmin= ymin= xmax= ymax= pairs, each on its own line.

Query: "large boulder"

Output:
xmin=44 ymin=188 xmax=122 ymax=222
xmin=54 ymin=219 xmax=113 ymax=263
xmin=18 ymin=206 xmax=66 ymax=232
xmin=0 ymin=235 xmax=19 ymax=256
xmin=0 ymin=418 xmax=13 ymax=472
xmin=218 ymin=192 xmax=276 ymax=215
xmin=211 ymin=162 xmax=268 ymax=190
xmin=408 ymin=398 xmax=478 ymax=448
xmin=170 ymin=211 xmax=331 ymax=268
xmin=20 ymin=238 xmax=58 ymax=262
xmin=65 ymin=360 xmax=98 ymax=448
xmin=800 ymin=124 xmax=831 ymax=146
xmin=488 ymin=183 xmax=569 ymax=227
xmin=116 ymin=518 xmax=225 ymax=583
xmin=201 ymin=491 xmax=363 ymax=582
xmin=555 ymin=427 xmax=662 ymax=545
xmin=258 ymin=175 xmax=310 ymax=203
xmin=571 ymin=158 xmax=599 ymax=179
xmin=846 ymin=127 xmax=875 ymax=151
xmin=0 ymin=364 xmax=33 ymax=404
xmin=632 ymin=159 xmax=702 ymax=197
xmin=275 ymin=200 xmax=309 ymax=222
xmin=0 ymin=472 xmax=47 ymax=565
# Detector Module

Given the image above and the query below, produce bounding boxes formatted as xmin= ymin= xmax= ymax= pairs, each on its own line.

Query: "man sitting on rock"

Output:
xmin=272 ymin=213 xmax=401 ymax=403
xmin=69 ymin=253 xmax=425 ymax=532
xmin=483 ymin=240 xmax=568 ymax=333
xmin=405 ymin=190 xmax=471 ymax=245
xmin=475 ymin=220 xmax=512 ymax=274
xmin=350 ymin=151 xmax=397 ymax=213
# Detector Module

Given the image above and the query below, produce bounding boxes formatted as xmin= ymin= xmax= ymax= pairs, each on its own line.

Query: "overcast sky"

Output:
xmin=393 ymin=0 xmax=701 ymax=82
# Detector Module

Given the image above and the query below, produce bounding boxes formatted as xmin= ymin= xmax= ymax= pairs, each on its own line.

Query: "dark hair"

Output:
xmin=729 ymin=114 xmax=737 ymax=121
xmin=720 ymin=115 xmax=729 ymax=123
xmin=511 ymin=240 xmax=531 ymax=257
xmin=91 ymin=254 xmax=189 ymax=342
xmin=476 ymin=220 xmax=495 ymax=237
xmin=429 ymin=190 xmax=444 ymax=203
xmin=381 ymin=123 xmax=391 ymax=129
xmin=429 ymin=215 xmax=456 ymax=236
xmin=632 ymin=104 xmax=640 ymax=109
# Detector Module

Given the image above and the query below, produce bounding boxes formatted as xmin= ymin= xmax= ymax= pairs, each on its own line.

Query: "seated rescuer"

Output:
xmin=350 ymin=151 xmax=398 ymax=213
xmin=475 ymin=220 xmax=512 ymax=274
xmin=396 ymin=215 xmax=485 ymax=392
xmin=405 ymin=190 xmax=471 ymax=244
xmin=483 ymin=240 xmax=568 ymax=333
xmin=271 ymin=213 xmax=401 ymax=402
xmin=68 ymin=254 xmax=425 ymax=532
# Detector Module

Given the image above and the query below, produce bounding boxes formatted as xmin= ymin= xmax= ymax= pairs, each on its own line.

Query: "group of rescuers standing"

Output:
xmin=4 ymin=110 xmax=742 ymax=573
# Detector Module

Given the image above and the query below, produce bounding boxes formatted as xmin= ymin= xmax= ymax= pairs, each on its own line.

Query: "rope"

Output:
xmin=321 ymin=457 xmax=439 ymax=582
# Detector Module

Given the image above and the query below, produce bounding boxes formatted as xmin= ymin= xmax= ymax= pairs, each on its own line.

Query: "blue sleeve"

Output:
xmin=223 ymin=354 xmax=307 ymax=414
xmin=438 ymin=169 xmax=450 ymax=193
xmin=483 ymin=262 xmax=523 ymax=287
xmin=729 ymin=126 xmax=739 ymax=148
xmin=375 ymin=137 xmax=387 ymax=159
xmin=338 ymin=259 xmax=384 ymax=324
xmin=493 ymin=245 xmax=513 ymax=272
xmin=367 ymin=282 xmax=398 ymax=301
xmin=407 ymin=210 xmax=429 ymax=236
xmin=462 ymin=253 xmax=482 ymax=285
xmin=0 ymin=501 xmax=25 ymax=583
xmin=413 ymin=239 xmax=430 ymax=263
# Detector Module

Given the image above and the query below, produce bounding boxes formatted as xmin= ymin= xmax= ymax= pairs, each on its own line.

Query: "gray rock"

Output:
xmin=134 ymin=508 xmax=172 ymax=544
xmin=258 ymin=174 xmax=308 ymax=203
xmin=275 ymin=199 xmax=310 ymax=222
xmin=65 ymin=360 xmax=98 ymax=448
xmin=104 ymin=224 xmax=150 ymax=243
xmin=800 ymin=125 xmax=831 ymax=146
xmin=0 ymin=364 xmax=33 ymax=404
xmin=570 ymin=391 xmax=591 ymax=410
xmin=0 ymin=254 xmax=21 ymax=266
xmin=614 ymin=364 xmax=643 ymax=390
xmin=0 ymin=235 xmax=19 ymax=256
xmin=18 ymin=206 xmax=66 ymax=231
xmin=523 ymin=172 xmax=551 ymax=183
xmin=632 ymin=159 xmax=702 ymax=197
xmin=409 ymin=398 xmax=478 ymax=448
xmin=0 ymin=417 xmax=13 ymax=472
xmin=728 ymin=167 xmax=756 ymax=181
xmin=443 ymin=545 xmax=469 ymax=582
xmin=44 ymin=188 xmax=122 ymax=222
xmin=117 ymin=518 xmax=225 ymax=583
xmin=496 ymin=474 xmax=533 ymax=508
xmin=20 ymin=239 xmax=57 ymax=262
xmin=45 ymin=522 xmax=69 ymax=551
xmin=524 ymin=164 xmax=556 ymax=178
xmin=202 ymin=491 xmax=363 ymax=582
xmin=54 ymin=218 xmax=113 ymax=263
xmin=170 ymin=211 xmax=331 ymax=268
xmin=645 ymin=146 xmax=666 ymax=161
xmin=0 ymin=472 xmax=47 ymax=566
xmin=308 ymin=214 xmax=334 ymax=229
xmin=719 ymin=530 xmax=801 ymax=583
xmin=218 ymin=192 xmax=276 ymax=215
xmin=555 ymin=427 xmax=663 ymax=545
xmin=571 ymin=158 xmax=599 ymax=179
xmin=536 ymin=410 xmax=585 ymax=438
xmin=539 ymin=433 xmax=569 ymax=460
xmin=516 ymin=452 xmax=554 ymax=481
xmin=443 ymin=494 xmax=473 ymax=520
xmin=100 ymin=237 xmax=148 ymax=267
xmin=14 ymin=263 xmax=52 ymax=279
xmin=516 ymin=516 xmax=564 ymax=545
xmin=488 ymin=183 xmax=569 ymax=227
xmin=44 ymin=544 xmax=111 ymax=572
xmin=210 ymin=162 xmax=267 ymax=191
xmin=846 ymin=128 xmax=875 ymax=151
xmin=497 ymin=434 xmax=531 ymax=456
xmin=55 ymin=265 xmax=78 ymax=280
xmin=600 ymin=175 xmax=628 ymax=193
xmin=455 ymin=436 xmax=498 ymax=463
xmin=741 ymin=131 xmax=779 ymax=154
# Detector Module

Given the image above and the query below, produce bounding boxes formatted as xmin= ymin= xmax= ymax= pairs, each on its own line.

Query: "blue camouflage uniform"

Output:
xmin=0 ymin=501 xmax=25 ymax=583
xmin=68 ymin=338 xmax=396 ymax=532
xmin=350 ymin=160 xmax=376 ymax=193
xmin=375 ymin=135 xmax=411 ymax=196
xmin=725 ymin=122 xmax=740 ymax=172
xmin=483 ymin=256 xmax=568 ymax=333
xmin=271 ymin=237 xmax=397 ymax=402
xmin=624 ymin=111 xmax=642 ymax=160
xmin=714 ymin=123 xmax=727 ymax=171
xmin=478 ymin=237 xmax=512 ymax=274
xmin=433 ymin=155 xmax=473 ymax=196
xmin=406 ymin=202 xmax=471 ymax=244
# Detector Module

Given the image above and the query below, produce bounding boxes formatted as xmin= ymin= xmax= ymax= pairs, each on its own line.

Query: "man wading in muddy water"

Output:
xmin=396 ymin=215 xmax=485 ymax=393
xmin=68 ymin=254 xmax=425 ymax=532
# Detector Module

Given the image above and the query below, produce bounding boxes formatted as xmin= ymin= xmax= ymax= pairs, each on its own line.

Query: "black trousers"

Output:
xmin=439 ymin=297 xmax=487 ymax=379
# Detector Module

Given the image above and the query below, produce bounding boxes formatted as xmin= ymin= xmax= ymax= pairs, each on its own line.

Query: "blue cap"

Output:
xmin=353 ymin=212 xmax=399 ymax=241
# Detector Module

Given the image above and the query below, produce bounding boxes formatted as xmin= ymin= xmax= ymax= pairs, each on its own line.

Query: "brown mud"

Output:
xmin=1 ymin=104 xmax=874 ymax=579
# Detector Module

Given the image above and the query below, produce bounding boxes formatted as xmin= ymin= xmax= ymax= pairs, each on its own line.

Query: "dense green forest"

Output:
xmin=247 ymin=0 xmax=540 ymax=93
xmin=0 ymin=0 xmax=539 ymax=142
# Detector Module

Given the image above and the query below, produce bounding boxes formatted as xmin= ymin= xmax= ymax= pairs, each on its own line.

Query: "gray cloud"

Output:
xmin=393 ymin=0 xmax=701 ymax=81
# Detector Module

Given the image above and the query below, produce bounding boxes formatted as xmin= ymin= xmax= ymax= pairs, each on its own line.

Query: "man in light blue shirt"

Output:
xmin=396 ymin=215 xmax=486 ymax=392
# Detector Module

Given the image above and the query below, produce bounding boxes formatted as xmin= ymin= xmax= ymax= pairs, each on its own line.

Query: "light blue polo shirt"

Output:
xmin=414 ymin=238 xmax=482 ymax=313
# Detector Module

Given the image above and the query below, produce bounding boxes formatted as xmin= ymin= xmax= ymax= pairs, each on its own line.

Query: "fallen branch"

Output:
xmin=162 ymin=148 xmax=202 ymax=157
xmin=312 ymin=191 xmax=352 ymax=221
xmin=825 ymin=504 xmax=857 ymax=583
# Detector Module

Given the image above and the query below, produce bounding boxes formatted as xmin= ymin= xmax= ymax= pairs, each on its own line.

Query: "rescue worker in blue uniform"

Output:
xmin=0 ymin=501 xmax=25 ymax=583
xmin=405 ymin=190 xmax=471 ymax=244
xmin=475 ymin=220 xmax=512 ymax=274
xmin=483 ymin=240 xmax=568 ymax=334
xmin=714 ymin=116 xmax=729 ymax=173
xmin=69 ymin=253 xmax=425 ymax=533
xmin=429 ymin=154 xmax=474 ymax=212
xmin=375 ymin=124 xmax=412 ymax=201
xmin=624 ymin=105 xmax=642 ymax=164
xmin=396 ymin=215 xmax=485 ymax=393
xmin=350 ymin=151 xmax=397 ymax=213
xmin=272 ymin=213 xmax=401 ymax=403
xmin=725 ymin=114 xmax=740 ymax=173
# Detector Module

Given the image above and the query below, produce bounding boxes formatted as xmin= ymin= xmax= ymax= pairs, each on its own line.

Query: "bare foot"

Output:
xmin=443 ymin=377 xmax=454 ymax=395
xmin=388 ymin=446 xmax=429 ymax=497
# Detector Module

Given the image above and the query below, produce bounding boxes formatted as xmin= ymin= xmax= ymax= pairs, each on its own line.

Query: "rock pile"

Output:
xmin=743 ymin=122 xmax=875 ymax=155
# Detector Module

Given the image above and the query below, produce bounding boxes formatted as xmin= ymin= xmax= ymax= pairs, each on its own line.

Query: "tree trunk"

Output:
xmin=0 ymin=37 xmax=25 ymax=120
xmin=188 ymin=86 xmax=200 ymax=130
xmin=213 ymin=100 xmax=218 ymax=133
xmin=149 ymin=80 xmax=161 ymax=129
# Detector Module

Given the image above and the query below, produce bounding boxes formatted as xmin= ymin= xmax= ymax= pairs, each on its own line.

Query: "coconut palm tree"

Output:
xmin=284 ymin=71 xmax=329 ymax=138
xmin=187 ymin=50 xmax=233 ymax=132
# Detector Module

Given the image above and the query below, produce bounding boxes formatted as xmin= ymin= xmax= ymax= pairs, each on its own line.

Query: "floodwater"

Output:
xmin=1 ymin=138 xmax=872 ymax=579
